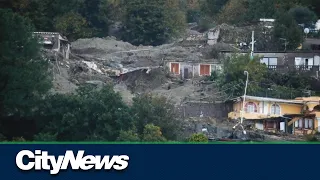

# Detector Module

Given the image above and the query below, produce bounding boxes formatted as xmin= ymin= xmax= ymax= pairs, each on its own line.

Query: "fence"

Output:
xmin=268 ymin=65 xmax=320 ymax=75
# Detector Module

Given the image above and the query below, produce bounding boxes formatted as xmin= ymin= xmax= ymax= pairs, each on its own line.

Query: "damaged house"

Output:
xmin=33 ymin=32 xmax=71 ymax=59
xmin=166 ymin=59 xmax=222 ymax=79
xmin=227 ymin=96 xmax=320 ymax=135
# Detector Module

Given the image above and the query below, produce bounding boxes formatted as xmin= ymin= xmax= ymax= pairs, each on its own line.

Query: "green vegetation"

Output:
xmin=0 ymin=10 xmax=182 ymax=142
xmin=6 ymin=0 xmax=319 ymax=47
xmin=189 ymin=133 xmax=208 ymax=142
xmin=1 ymin=1 xmax=320 ymax=142
xmin=214 ymin=54 xmax=315 ymax=99
xmin=0 ymin=9 xmax=52 ymax=118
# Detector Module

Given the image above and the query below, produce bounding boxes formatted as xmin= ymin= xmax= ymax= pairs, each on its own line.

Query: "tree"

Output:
xmin=142 ymin=124 xmax=167 ymax=142
xmin=80 ymin=0 xmax=110 ymax=37
xmin=273 ymin=11 xmax=303 ymax=51
xmin=122 ymin=0 xmax=186 ymax=46
xmin=0 ymin=9 xmax=52 ymax=118
xmin=274 ymin=0 xmax=300 ymax=11
xmin=35 ymin=85 xmax=134 ymax=141
xmin=189 ymin=133 xmax=208 ymax=142
xmin=288 ymin=6 xmax=318 ymax=27
xmin=131 ymin=94 xmax=181 ymax=141
xmin=117 ymin=129 xmax=140 ymax=142
xmin=54 ymin=12 xmax=92 ymax=41
xmin=217 ymin=0 xmax=248 ymax=25
xmin=200 ymin=0 xmax=229 ymax=17
xmin=299 ymin=0 xmax=320 ymax=17
xmin=11 ymin=0 xmax=55 ymax=31
xmin=245 ymin=0 xmax=277 ymax=21
xmin=218 ymin=54 xmax=268 ymax=97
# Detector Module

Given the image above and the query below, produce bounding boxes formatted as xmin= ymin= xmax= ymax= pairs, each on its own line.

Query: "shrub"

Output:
xmin=189 ymin=133 xmax=208 ymax=142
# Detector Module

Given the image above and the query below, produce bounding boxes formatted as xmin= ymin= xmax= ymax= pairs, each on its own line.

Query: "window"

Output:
xmin=299 ymin=119 xmax=303 ymax=128
xmin=270 ymin=104 xmax=281 ymax=115
xmin=295 ymin=118 xmax=314 ymax=129
xmin=307 ymin=119 xmax=313 ymax=129
xmin=260 ymin=57 xmax=278 ymax=66
xmin=245 ymin=102 xmax=257 ymax=113
xmin=266 ymin=121 xmax=275 ymax=129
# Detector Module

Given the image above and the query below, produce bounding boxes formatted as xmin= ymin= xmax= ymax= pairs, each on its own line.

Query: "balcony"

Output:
xmin=268 ymin=65 xmax=320 ymax=74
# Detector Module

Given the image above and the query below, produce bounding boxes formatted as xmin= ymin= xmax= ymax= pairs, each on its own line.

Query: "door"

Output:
xmin=171 ymin=63 xmax=180 ymax=75
xmin=307 ymin=58 xmax=314 ymax=70
xmin=184 ymin=68 xmax=189 ymax=79
xmin=318 ymin=118 xmax=320 ymax=132
xmin=280 ymin=122 xmax=285 ymax=132
xmin=200 ymin=64 xmax=210 ymax=76
xmin=307 ymin=58 xmax=314 ymax=66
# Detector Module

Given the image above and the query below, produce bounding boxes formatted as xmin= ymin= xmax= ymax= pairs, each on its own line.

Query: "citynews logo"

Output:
xmin=15 ymin=150 xmax=129 ymax=175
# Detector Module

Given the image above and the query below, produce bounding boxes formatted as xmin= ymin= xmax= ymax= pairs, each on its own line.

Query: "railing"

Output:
xmin=267 ymin=65 xmax=320 ymax=73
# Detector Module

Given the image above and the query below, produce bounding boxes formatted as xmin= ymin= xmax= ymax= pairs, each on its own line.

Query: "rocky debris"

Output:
xmin=114 ymin=83 xmax=135 ymax=105
xmin=44 ymin=23 xmax=314 ymax=142
xmin=181 ymin=117 xmax=306 ymax=142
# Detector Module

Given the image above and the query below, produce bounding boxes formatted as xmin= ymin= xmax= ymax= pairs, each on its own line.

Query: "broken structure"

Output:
xmin=227 ymin=95 xmax=320 ymax=135
xmin=33 ymin=32 xmax=71 ymax=59
xmin=166 ymin=60 xmax=222 ymax=79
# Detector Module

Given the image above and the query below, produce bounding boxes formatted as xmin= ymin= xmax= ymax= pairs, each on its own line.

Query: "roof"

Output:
xmin=232 ymin=95 xmax=303 ymax=104
xmin=33 ymin=32 xmax=69 ymax=42
xmin=33 ymin=32 xmax=60 ymax=35
xmin=294 ymin=96 xmax=320 ymax=102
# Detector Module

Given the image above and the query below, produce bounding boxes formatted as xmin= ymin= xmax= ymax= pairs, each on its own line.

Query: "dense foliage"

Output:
xmin=122 ymin=0 xmax=183 ymax=45
xmin=0 ymin=9 xmax=52 ymax=118
xmin=4 ymin=0 xmax=319 ymax=47
xmin=0 ymin=9 xmax=181 ymax=142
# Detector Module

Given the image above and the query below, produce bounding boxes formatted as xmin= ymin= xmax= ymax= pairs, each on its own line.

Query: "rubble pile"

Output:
xmin=44 ymin=23 xmax=311 ymax=142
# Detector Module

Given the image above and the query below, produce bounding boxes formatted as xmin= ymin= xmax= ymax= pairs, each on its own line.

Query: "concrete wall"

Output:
xmin=177 ymin=102 xmax=230 ymax=119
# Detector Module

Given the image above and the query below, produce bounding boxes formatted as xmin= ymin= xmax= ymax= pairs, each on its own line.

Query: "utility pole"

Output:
xmin=233 ymin=71 xmax=249 ymax=135
xmin=240 ymin=71 xmax=249 ymax=125
xmin=250 ymin=31 xmax=255 ymax=60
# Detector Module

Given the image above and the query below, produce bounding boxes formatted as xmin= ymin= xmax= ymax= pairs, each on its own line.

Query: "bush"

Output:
xmin=189 ymin=133 xmax=208 ymax=142
xmin=117 ymin=129 xmax=140 ymax=142
xmin=142 ymin=124 xmax=167 ymax=142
